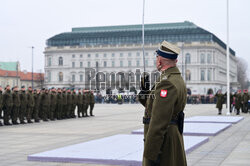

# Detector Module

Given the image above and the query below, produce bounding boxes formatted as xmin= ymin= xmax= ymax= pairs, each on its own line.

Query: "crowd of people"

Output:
xmin=0 ymin=85 xmax=95 ymax=126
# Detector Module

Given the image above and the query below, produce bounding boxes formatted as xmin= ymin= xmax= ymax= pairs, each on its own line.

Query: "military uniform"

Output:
xmin=40 ymin=91 xmax=50 ymax=121
xmin=82 ymin=91 xmax=87 ymax=116
xmin=56 ymin=91 xmax=63 ymax=119
xmin=71 ymin=91 xmax=77 ymax=118
xmin=77 ymin=91 xmax=83 ymax=117
xmin=33 ymin=92 xmax=41 ymax=122
xmin=19 ymin=90 xmax=27 ymax=123
xmin=50 ymin=91 xmax=57 ymax=120
xmin=235 ymin=92 xmax=242 ymax=115
xmin=26 ymin=90 xmax=35 ymax=123
xmin=89 ymin=92 xmax=95 ymax=116
xmin=215 ymin=93 xmax=224 ymax=115
xmin=242 ymin=91 xmax=249 ymax=113
xmin=0 ymin=90 xmax=3 ymax=126
xmin=3 ymin=89 xmax=13 ymax=125
xmin=62 ymin=90 xmax=67 ymax=119
xmin=85 ymin=92 xmax=90 ymax=116
xmin=11 ymin=90 xmax=20 ymax=124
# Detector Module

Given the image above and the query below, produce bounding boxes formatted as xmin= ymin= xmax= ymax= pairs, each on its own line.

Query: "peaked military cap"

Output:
xmin=156 ymin=40 xmax=181 ymax=59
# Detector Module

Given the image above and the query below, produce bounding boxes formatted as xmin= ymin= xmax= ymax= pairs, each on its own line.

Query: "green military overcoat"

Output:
xmin=215 ymin=93 xmax=224 ymax=110
xmin=139 ymin=66 xmax=187 ymax=166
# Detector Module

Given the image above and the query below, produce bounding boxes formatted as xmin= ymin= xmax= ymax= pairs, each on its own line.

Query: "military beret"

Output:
xmin=21 ymin=86 xmax=25 ymax=88
xmin=42 ymin=88 xmax=45 ymax=90
xmin=156 ymin=40 xmax=180 ymax=59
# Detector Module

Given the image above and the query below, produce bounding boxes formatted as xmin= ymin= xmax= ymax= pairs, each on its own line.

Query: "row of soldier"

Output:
xmin=0 ymin=85 xmax=95 ymax=126
xmin=215 ymin=89 xmax=249 ymax=115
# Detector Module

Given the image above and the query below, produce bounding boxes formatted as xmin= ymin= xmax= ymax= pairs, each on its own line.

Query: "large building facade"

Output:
xmin=44 ymin=21 xmax=238 ymax=95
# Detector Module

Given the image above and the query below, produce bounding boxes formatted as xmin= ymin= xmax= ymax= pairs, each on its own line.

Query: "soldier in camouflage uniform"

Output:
xmin=40 ymin=88 xmax=50 ymax=121
xmin=77 ymin=89 xmax=83 ymax=117
xmin=89 ymin=91 xmax=95 ymax=116
xmin=33 ymin=89 xmax=40 ymax=122
xmin=11 ymin=86 xmax=20 ymax=125
xmin=71 ymin=89 xmax=77 ymax=118
xmin=56 ymin=88 xmax=63 ymax=120
xmin=3 ymin=85 xmax=13 ymax=125
xmin=19 ymin=86 xmax=27 ymax=124
xmin=0 ymin=86 xmax=3 ymax=126
xmin=26 ymin=86 xmax=35 ymax=123
xmin=62 ymin=88 xmax=67 ymax=119
xmin=50 ymin=87 xmax=57 ymax=120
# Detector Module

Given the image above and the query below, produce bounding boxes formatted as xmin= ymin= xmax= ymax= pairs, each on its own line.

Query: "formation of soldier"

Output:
xmin=215 ymin=89 xmax=249 ymax=115
xmin=0 ymin=85 xmax=95 ymax=126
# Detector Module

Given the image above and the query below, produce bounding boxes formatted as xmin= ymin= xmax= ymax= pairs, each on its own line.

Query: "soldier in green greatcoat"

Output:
xmin=33 ymin=89 xmax=41 ymax=122
xmin=242 ymin=89 xmax=249 ymax=113
xmin=77 ymin=89 xmax=83 ymax=118
xmin=19 ymin=86 xmax=27 ymax=124
xmin=82 ymin=89 xmax=87 ymax=117
xmin=3 ymin=85 xmax=13 ymax=125
xmin=66 ymin=89 xmax=72 ymax=118
xmin=85 ymin=90 xmax=90 ymax=117
xmin=89 ymin=91 xmax=95 ymax=116
xmin=11 ymin=86 xmax=20 ymax=125
xmin=56 ymin=88 xmax=63 ymax=120
xmin=26 ymin=86 xmax=35 ymax=123
xmin=40 ymin=88 xmax=50 ymax=121
xmin=0 ymin=86 xmax=3 ymax=126
xmin=139 ymin=41 xmax=187 ymax=166
xmin=71 ymin=89 xmax=77 ymax=118
xmin=62 ymin=88 xmax=67 ymax=119
xmin=215 ymin=90 xmax=225 ymax=115
xmin=235 ymin=89 xmax=242 ymax=115
xmin=49 ymin=87 xmax=57 ymax=120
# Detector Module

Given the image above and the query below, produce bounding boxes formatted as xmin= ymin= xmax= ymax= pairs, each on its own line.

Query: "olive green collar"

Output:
xmin=161 ymin=66 xmax=180 ymax=76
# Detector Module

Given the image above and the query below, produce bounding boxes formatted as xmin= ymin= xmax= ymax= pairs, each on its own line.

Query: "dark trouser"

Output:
xmin=243 ymin=103 xmax=248 ymax=113
xmin=33 ymin=107 xmax=39 ymax=121
xmin=0 ymin=107 xmax=2 ymax=118
xmin=26 ymin=107 xmax=33 ymax=121
xmin=50 ymin=105 xmax=56 ymax=120
xmin=218 ymin=108 xmax=222 ymax=115
xmin=42 ymin=105 xmax=49 ymax=120
xmin=67 ymin=104 xmax=72 ymax=118
xmin=90 ymin=103 xmax=94 ymax=116
xmin=71 ymin=104 xmax=76 ymax=117
xmin=77 ymin=104 xmax=83 ymax=117
xmin=85 ymin=104 xmax=89 ymax=116
xmin=11 ymin=105 xmax=19 ymax=123
xmin=3 ymin=106 xmax=11 ymax=124
xmin=19 ymin=106 xmax=26 ymax=122
xmin=56 ymin=104 xmax=62 ymax=119
xmin=62 ymin=104 xmax=67 ymax=118
xmin=236 ymin=109 xmax=240 ymax=115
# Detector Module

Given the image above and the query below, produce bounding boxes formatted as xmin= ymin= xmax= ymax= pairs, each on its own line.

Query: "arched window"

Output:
xmin=59 ymin=72 xmax=63 ymax=82
xmin=207 ymin=69 xmax=211 ymax=81
xmin=58 ymin=57 xmax=63 ymax=66
xmin=201 ymin=69 xmax=205 ymax=81
xmin=186 ymin=69 xmax=191 ymax=81
xmin=185 ymin=53 xmax=191 ymax=64
xmin=200 ymin=54 xmax=205 ymax=64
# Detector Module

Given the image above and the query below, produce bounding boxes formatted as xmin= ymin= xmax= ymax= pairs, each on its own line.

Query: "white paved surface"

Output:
xmin=0 ymin=104 xmax=250 ymax=166
xmin=185 ymin=116 xmax=243 ymax=124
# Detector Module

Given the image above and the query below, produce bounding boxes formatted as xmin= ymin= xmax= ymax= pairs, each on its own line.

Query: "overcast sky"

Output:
xmin=0 ymin=0 xmax=249 ymax=78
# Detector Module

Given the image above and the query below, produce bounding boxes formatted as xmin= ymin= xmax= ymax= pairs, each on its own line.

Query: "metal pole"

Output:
xmin=226 ymin=0 xmax=230 ymax=115
xmin=16 ymin=61 xmax=19 ymax=87
xmin=32 ymin=46 xmax=34 ymax=89
xmin=142 ymin=0 xmax=146 ymax=72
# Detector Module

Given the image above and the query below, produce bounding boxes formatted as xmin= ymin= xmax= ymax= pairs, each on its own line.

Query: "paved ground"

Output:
xmin=0 ymin=104 xmax=249 ymax=166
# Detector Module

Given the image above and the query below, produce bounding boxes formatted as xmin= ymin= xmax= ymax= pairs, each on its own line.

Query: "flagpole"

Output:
xmin=226 ymin=0 xmax=230 ymax=115
xmin=142 ymin=0 xmax=146 ymax=72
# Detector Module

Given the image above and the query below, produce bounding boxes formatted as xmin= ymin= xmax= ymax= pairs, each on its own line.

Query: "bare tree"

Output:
xmin=236 ymin=57 xmax=248 ymax=89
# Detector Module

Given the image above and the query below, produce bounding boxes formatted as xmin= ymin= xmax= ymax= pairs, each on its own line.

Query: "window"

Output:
xmin=95 ymin=53 xmax=99 ymax=58
xmin=185 ymin=53 xmax=191 ymax=64
xmin=72 ymin=54 xmax=75 ymax=58
xmin=201 ymin=70 xmax=205 ymax=81
xmin=80 ymin=62 xmax=83 ymax=68
xmin=207 ymin=69 xmax=211 ymax=81
xmin=112 ymin=53 xmax=115 ymax=57
xmin=128 ymin=53 xmax=132 ymax=57
xmin=58 ymin=57 xmax=63 ymax=66
xmin=200 ymin=54 xmax=205 ymax=64
xmin=207 ymin=54 xmax=212 ymax=64
xmin=128 ymin=61 xmax=132 ymax=67
xmin=104 ymin=61 xmax=107 ymax=67
xmin=88 ymin=62 xmax=91 ymax=67
xmin=80 ymin=54 xmax=83 ymax=58
xmin=72 ymin=62 xmax=75 ymax=68
xmin=136 ymin=52 xmax=140 ymax=57
xmin=88 ymin=54 xmax=91 ymax=58
xmin=48 ymin=71 xmax=51 ymax=82
xmin=104 ymin=53 xmax=107 ymax=58
xmin=186 ymin=70 xmax=191 ymax=81
xmin=120 ymin=53 xmax=123 ymax=57
xmin=96 ymin=61 xmax=99 ymax=67
xmin=59 ymin=72 xmax=63 ymax=82
xmin=80 ymin=74 xmax=83 ymax=82
xmin=120 ymin=61 xmax=123 ymax=67
xmin=72 ymin=74 xmax=75 ymax=82
xmin=112 ymin=61 xmax=115 ymax=67
xmin=145 ymin=60 xmax=148 ymax=66
xmin=136 ymin=60 xmax=140 ymax=67
xmin=48 ymin=57 xmax=52 ymax=66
